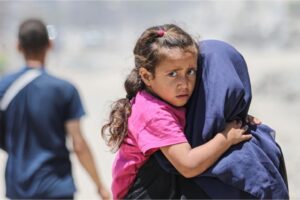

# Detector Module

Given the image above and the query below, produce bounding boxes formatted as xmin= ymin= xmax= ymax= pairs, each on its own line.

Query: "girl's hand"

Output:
xmin=222 ymin=120 xmax=252 ymax=145
xmin=246 ymin=114 xmax=261 ymax=125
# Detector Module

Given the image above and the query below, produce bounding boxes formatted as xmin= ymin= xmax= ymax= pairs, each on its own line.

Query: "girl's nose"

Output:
xmin=177 ymin=76 xmax=189 ymax=89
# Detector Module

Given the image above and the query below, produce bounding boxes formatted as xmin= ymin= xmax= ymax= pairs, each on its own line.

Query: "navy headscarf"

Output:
xmin=155 ymin=40 xmax=289 ymax=199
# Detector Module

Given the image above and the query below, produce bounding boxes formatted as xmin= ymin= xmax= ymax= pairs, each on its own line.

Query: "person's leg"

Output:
xmin=177 ymin=176 xmax=210 ymax=199
xmin=125 ymin=156 xmax=180 ymax=199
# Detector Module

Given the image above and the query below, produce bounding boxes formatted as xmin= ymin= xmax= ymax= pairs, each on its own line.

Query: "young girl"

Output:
xmin=101 ymin=24 xmax=251 ymax=199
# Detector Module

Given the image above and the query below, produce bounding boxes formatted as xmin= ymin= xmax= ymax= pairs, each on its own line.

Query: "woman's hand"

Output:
xmin=222 ymin=120 xmax=252 ymax=145
xmin=246 ymin=114 xmax=261 ymax=125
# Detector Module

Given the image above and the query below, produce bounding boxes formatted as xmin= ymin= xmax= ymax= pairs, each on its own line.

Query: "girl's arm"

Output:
xmin=160 ymin=120 xmax=251 ymax=178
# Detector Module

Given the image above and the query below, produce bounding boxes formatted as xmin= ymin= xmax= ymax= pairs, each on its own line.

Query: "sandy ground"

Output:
xmin=0 ymin=50 xmax=299 ymax=199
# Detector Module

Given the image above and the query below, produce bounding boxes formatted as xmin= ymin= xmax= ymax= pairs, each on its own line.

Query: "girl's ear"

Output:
xmin=139 ymin=67 xmax=153 ymax=87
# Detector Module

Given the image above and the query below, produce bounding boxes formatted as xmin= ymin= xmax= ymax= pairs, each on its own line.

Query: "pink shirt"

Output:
xmin=112 ymin=90 xmax=188 ymax=199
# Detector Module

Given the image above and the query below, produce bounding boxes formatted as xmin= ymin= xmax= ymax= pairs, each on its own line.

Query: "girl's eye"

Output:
xmin=168 ymin=71 xmax=177 ymax=77
xmin=187 ymin=69 xmax=196 ymax=76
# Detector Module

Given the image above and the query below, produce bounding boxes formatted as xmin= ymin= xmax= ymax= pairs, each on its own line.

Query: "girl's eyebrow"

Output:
xmin=164 ymin=67 xmax=181 ymax=73
xmin=164 ymin=65 xmax=197 ymax=73
xmin=169 ymin=66 xmax=181 ymax=70
xmin=166 ymin=64 xmax=185 ymax=70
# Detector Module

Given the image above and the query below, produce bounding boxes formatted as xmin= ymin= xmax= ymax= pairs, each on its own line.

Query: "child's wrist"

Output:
xmin=216 ymin=133 xmax=232 ymax=148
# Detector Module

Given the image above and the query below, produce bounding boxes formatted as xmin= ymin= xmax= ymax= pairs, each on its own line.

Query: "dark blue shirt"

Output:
xmin=0 ymin=67 xmax=85 ymax=199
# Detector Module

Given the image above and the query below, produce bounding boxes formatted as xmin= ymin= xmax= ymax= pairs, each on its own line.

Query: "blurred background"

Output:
xmin=0 ymin=1 xmax=299 ymax=199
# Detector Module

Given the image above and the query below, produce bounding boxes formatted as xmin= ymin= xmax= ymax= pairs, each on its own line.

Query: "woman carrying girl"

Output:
xmin=101 ymin=24 xmax=251 ymax=199
xmin=155 ymin=39 xmax=289 ymax=199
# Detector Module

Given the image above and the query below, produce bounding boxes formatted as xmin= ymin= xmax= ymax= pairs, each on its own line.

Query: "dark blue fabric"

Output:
xmin=155 ymin=40 xmax=288 ymax=199
xmin=0 ymin=67 xmax=85 ymax=199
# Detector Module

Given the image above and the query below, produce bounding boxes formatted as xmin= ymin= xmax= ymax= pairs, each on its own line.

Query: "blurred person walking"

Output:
xmin=0 ymin=18 xmax=110 ymax=199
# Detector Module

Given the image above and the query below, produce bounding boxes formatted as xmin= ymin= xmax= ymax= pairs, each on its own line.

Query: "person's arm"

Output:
xmin=66 ymin=119 xmax=110 ymax=200
xmin=160 ymin=120 xmax=251 ymax=178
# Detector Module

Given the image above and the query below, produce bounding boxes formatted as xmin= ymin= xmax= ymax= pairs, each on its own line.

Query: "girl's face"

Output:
xmin=141 ymin=47 xmax=198 ymax=107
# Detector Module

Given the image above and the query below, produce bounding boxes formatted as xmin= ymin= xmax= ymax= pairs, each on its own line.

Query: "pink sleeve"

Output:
xmin=135 ymin=109 xmax=187 ymax=155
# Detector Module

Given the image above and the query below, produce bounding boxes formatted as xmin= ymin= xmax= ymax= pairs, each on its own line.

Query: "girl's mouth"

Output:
xmin=176 ymin=94 xmax=189 ymax=98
